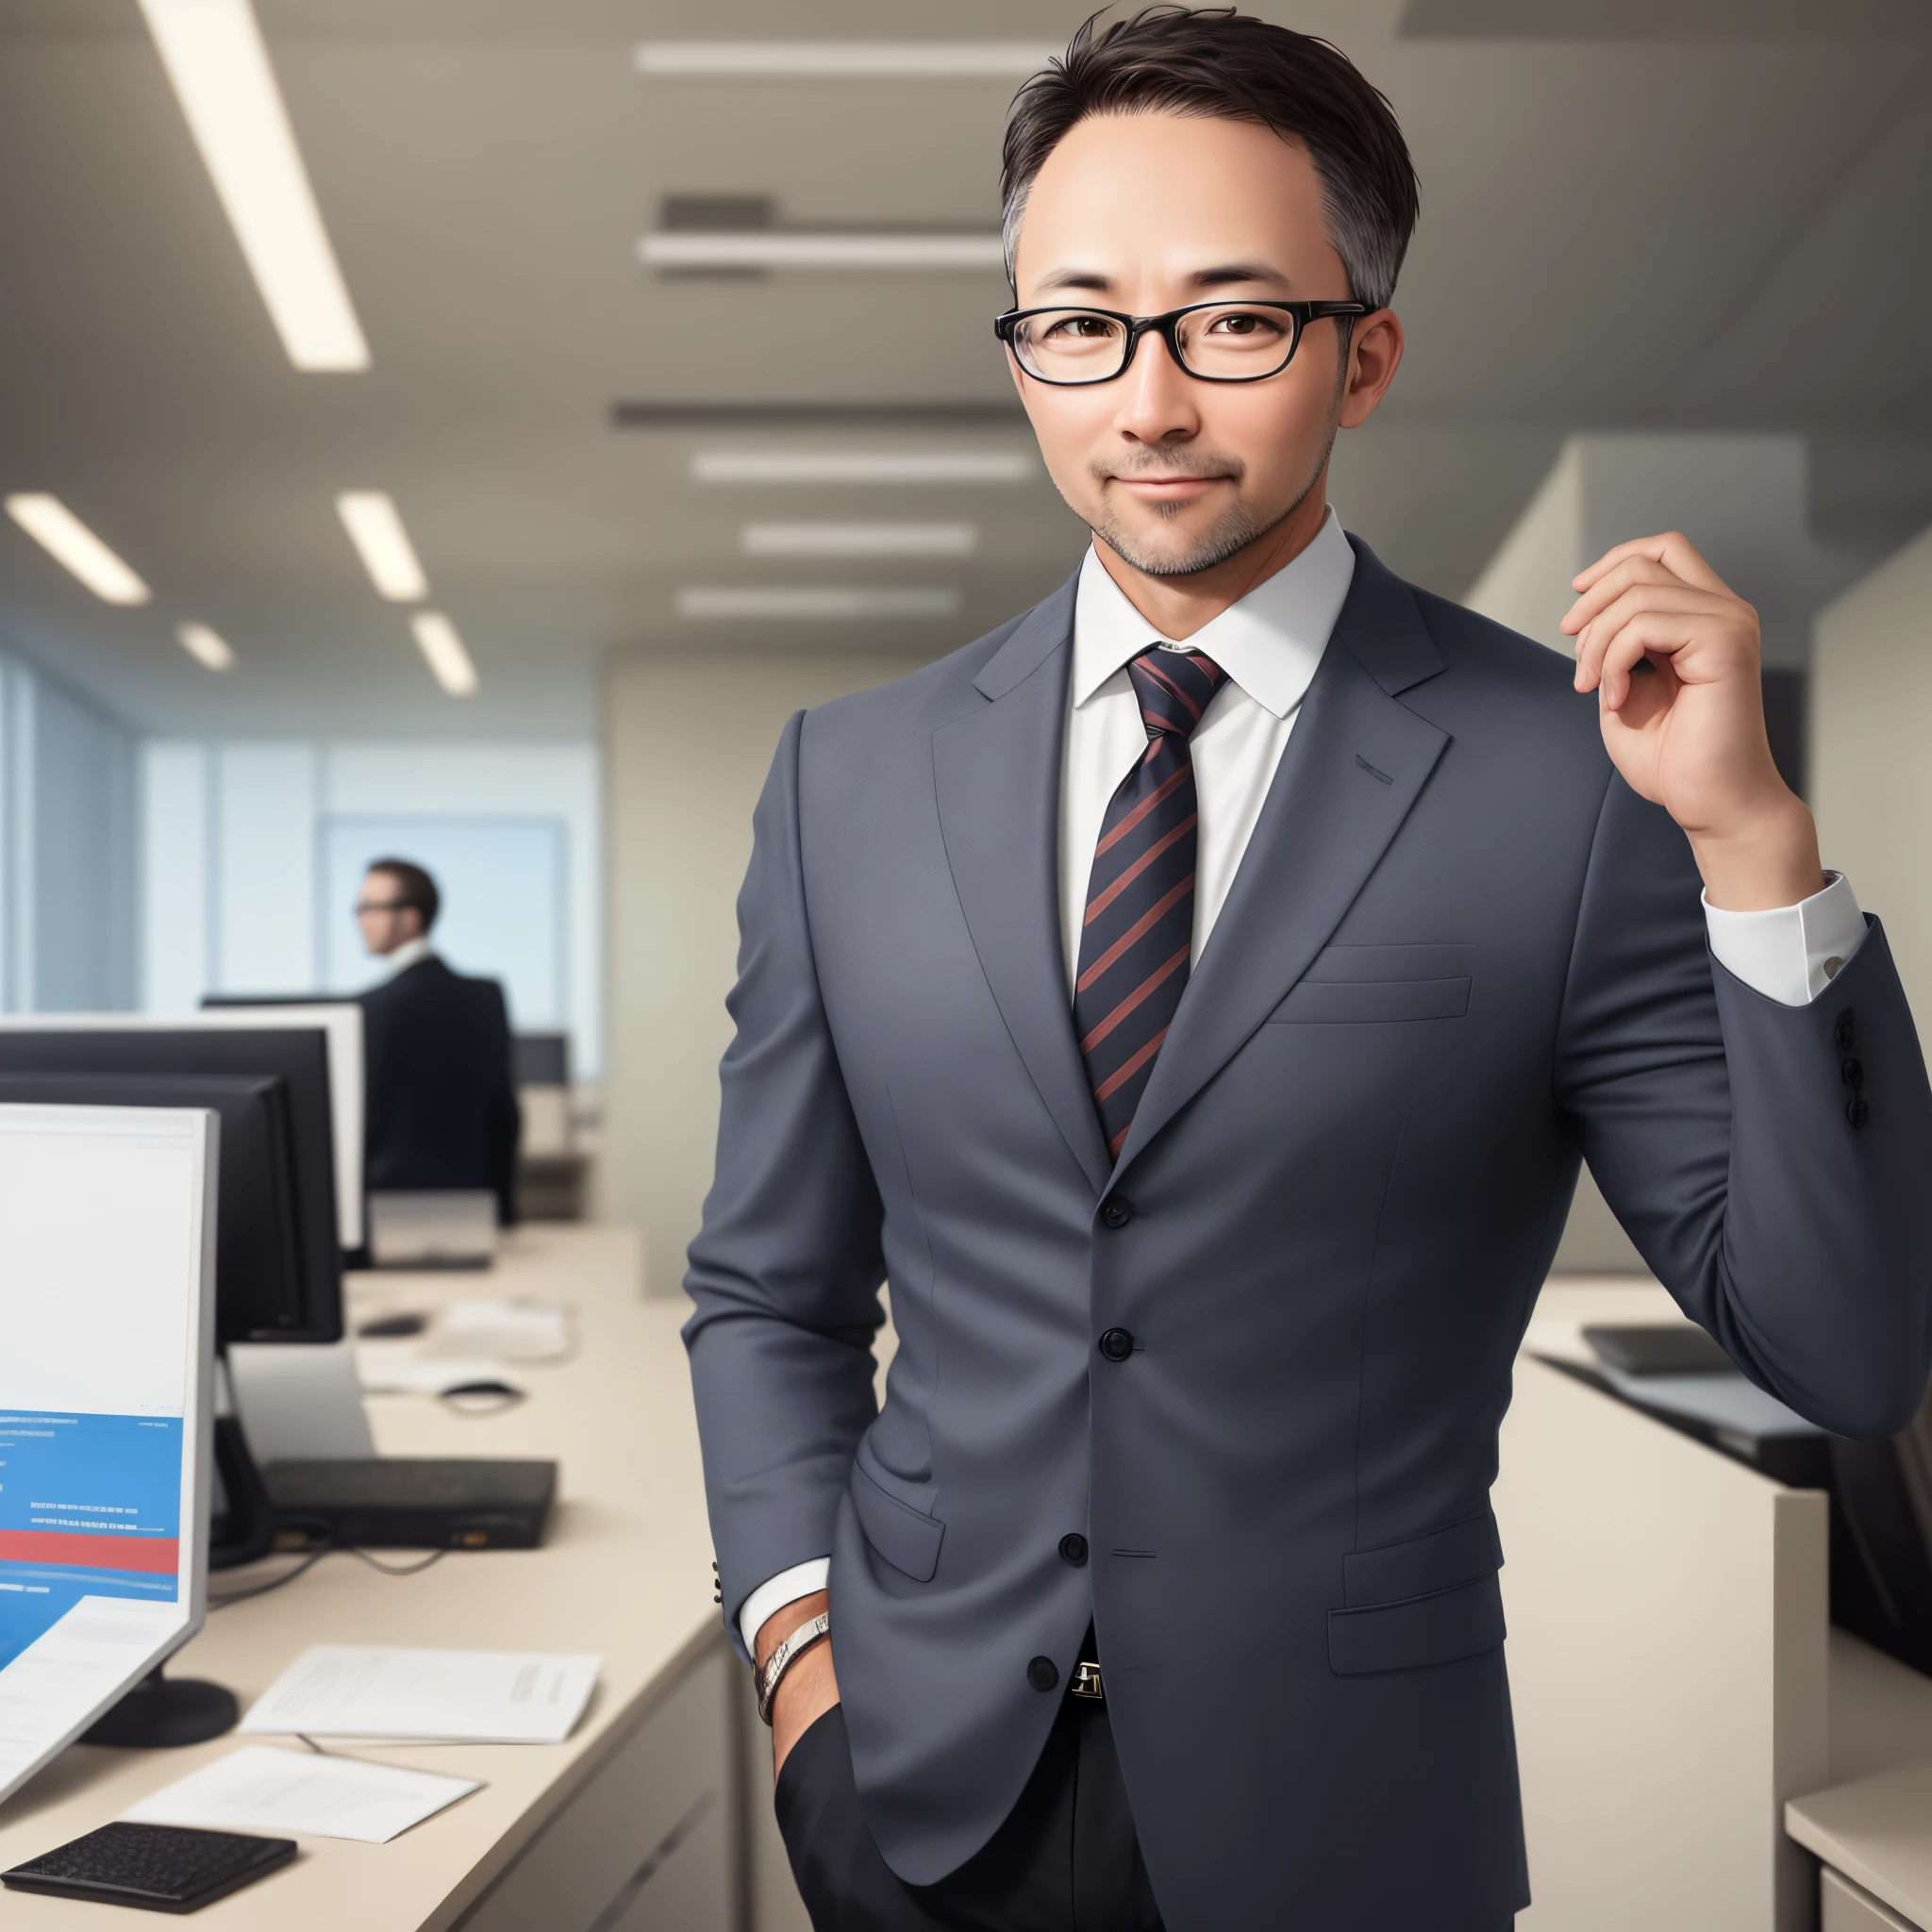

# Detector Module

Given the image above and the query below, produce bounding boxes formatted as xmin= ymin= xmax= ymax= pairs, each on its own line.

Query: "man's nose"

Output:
xmin=1111 ymin=326 xmax=1200 ymax=443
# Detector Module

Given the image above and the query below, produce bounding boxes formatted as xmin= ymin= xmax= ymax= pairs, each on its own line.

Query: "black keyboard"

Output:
xmin=2 ymin=1821 xmax=295 ymax=1913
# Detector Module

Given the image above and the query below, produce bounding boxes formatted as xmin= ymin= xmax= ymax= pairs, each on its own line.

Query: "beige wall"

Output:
xmin=1812 ymin=525 xmax=1932 ymax=1033
xmin=603 ymin=650 xmax=930 ymax=1297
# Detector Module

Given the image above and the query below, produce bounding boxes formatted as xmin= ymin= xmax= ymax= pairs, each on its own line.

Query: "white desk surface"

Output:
xmin=0 ymin=1226 xmax=721 ymax=1929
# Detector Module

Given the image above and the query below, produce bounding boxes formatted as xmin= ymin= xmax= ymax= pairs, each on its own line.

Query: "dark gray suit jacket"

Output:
xmin=685 ymin=538 xmax=1932 ymax=1931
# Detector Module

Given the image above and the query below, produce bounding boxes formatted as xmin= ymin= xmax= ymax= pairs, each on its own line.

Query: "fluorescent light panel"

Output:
xmin=678 ymin=587 xmax=959 ymax=621
xmin=410 ymin=612 xmax=477 ymax=694
xmin=640 ymin=232 xmax=1004 ymax=272
xmin=336 ymin=491 xmax=428 ymax=600
xmin=176 ymin=622 xmax=235 ymax=671
xmin=138 ymin=0 xmax=369 ymax=372
xmin=742 ymin=522 xmax=978 ymax=558
xmin=693 ymin=451 xmax=1034 ymax=486
xmin=3 ymin=494 xmax=151 ymax=605
xmin=635 ymin=42 xmax=1058 ymax=78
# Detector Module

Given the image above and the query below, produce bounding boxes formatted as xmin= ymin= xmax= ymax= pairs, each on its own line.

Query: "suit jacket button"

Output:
xmin=1058 ymin=1533 xmax=1089 ymax=1567
xmin=1836 ymin=1009 xmax=1857 ymax=1052
xmin=1101 ymin=1197 xmax=1134 ymax=1229
xmin=1099 ymin=1327 xmax=1134 ymax=1362
xmin=1842 ymin=1058 xmax=1865 ymax=1089
xmin=1848 ymin=1094 xmax=1870 ymax=1128
xmin=1027 ymin=1656 xmax=1059 ymax=1692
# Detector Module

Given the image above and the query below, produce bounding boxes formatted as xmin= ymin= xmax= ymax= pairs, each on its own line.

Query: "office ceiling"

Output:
xmin=0 ymin=0 xmax=1928 ymax=737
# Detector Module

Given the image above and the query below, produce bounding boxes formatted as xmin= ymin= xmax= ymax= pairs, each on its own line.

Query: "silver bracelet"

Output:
xmin=757 ymin=1610 xmax=830 ymax=1725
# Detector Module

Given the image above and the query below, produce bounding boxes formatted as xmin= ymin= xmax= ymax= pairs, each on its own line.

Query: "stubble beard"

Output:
xmin=1088 ymin=425 xmax=1336 ymax=579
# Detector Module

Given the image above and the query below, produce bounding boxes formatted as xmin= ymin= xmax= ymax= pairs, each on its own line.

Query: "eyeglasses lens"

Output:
xmin=1010 ymin=306 xmax=1298 ymax=383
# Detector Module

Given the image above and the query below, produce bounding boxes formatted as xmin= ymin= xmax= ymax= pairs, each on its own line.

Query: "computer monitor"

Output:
xmin=0 ymin=1031 xmax=342 ymax=1348
xmin=197 ymin=1004 xmax=366 ymax=1252
xmin=513 ymin=1031 xmax=570 ymax=1089
xmin=0 ymin=1008 xmax=365 ymax=1252
xmin=0 ymin=1073 xmax=327 ymax=1347
xmin=0 ymin=1101 xmax=224 ymax=1805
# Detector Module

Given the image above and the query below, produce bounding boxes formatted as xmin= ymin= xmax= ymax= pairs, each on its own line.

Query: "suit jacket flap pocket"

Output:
xmin=1327 ymin=1574 xmax=1506 ymax=1675
xmin=1267 ymin=944 xmax=1474 ymax=1024
xmin=851 ymin=1465 xmax=945 ymax=1583
xmin=1343 ymin=1510 xmax=1503 ymax=1607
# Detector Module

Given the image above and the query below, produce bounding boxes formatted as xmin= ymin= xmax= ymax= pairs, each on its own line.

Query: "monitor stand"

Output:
xmin=79 ymin=1667 xmax=238 ymax=1749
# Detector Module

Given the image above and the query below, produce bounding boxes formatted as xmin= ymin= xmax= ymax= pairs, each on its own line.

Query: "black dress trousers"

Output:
xmin=774 ymin=1698 xmax=1166 ymax=1932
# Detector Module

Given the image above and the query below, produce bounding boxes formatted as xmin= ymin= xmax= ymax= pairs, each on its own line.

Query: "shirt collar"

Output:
xmin=1069 ymin=505 xmax=1356 ymax=719
xmin=380 ymin=936 xmax=436 ymax=978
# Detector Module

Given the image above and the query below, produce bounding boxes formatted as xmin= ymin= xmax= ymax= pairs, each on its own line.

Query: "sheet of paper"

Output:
xmin=421 ymin=1301 xmax=570 ymax=1362
xmin=124 ymin=1745 xmax=480 ymax=1844
xmin=240 ymin=1645 xmax=600 ymax=1744
xmin=354 ymin=1344 xmax=526 ymax=1399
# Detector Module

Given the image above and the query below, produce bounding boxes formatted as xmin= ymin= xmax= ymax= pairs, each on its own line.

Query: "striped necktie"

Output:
xmin=1074 ymin=645 xmax=1229 ymax=1161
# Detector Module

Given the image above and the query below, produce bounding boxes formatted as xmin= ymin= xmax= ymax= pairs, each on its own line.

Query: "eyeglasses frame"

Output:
xmin=993 ymin=298 xmax=1370 ymax=386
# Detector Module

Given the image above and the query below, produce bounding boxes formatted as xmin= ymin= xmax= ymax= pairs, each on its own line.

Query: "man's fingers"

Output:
xmin=1592 ymin=615 xmax=1692 ymax=710
xmin=1560 ymin=555 xmax=1678 ymax=637
xmin=1572 ymin=530 xmax=1725 ymax=597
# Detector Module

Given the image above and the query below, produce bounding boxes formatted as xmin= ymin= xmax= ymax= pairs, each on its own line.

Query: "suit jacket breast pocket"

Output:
xmin=1266 ymin=943 xmax=1474 ymax=1025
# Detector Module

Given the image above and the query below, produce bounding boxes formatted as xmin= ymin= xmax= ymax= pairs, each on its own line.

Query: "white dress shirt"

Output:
xmin=376 ymin=936 xmax=435 ymax=979
xmin=737 ymin=509 xmax=1868 ymax=1653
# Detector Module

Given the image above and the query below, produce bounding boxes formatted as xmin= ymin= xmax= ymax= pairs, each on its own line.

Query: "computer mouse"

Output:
xmin=358 ymin=1311 xmax=427 ymax=1339
xmin=441 ymin=1379 xmax=524 ymax=1401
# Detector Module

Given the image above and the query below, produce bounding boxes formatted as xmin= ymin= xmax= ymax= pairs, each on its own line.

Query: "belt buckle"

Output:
xmin=1069 ymin=1659 xmax=1105 ymax=1701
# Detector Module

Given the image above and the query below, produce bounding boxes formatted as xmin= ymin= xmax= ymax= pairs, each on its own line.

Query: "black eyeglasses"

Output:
xmin=994 ymin=299 xmax=1368 ymax=386
xmin=353 ymin=899 xmax=413 ymax=917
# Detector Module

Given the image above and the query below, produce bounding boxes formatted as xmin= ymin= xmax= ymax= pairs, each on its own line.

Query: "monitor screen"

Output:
xmin=0 ymin=1074 xmax=327 ymax=1347
xmin=0 ymin=1103 xmax=216 ymax=1807
xmin=0 ymin=1031 xmax=342 ymax=1347
xmin=512 ymin=1031 xmax=570 ymax=1089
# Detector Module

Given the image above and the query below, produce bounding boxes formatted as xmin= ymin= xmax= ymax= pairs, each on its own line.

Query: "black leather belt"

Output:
xmin=1069 ymin=1659 xmax=1105 ymax=1701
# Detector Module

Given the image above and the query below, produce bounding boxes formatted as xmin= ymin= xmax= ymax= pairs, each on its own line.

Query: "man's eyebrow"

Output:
xmin=1027 ymin=260 xmax=1295 ymax=298
xmin=1188 ymin=260 xmax=1292 ymax=290
xmin=1032 ymin=267 xmax=1114 ymax=293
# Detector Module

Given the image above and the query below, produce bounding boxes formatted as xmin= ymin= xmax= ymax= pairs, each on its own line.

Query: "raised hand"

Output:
xmin=1562 ymin=531 xmax=1824 ymax=911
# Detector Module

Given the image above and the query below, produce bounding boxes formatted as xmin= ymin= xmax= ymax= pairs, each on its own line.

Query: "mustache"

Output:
xmin=1090 ymin=450 xmax=1245 ymax=485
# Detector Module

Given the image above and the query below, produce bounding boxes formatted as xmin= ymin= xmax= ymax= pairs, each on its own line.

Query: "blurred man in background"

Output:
xmin=355 ymin=857 xmax=520 ymax=1227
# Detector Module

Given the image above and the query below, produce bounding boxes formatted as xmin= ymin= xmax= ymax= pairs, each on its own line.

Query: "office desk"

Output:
xmin=0 ymin=1226 xmax=736 ymax=1930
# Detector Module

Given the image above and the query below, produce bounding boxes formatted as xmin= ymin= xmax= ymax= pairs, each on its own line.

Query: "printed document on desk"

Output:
xmin=125 ymin=1745 xmax=480 ymax=1843
xmin=240 ymin=1645 xmax=600 ymax=1743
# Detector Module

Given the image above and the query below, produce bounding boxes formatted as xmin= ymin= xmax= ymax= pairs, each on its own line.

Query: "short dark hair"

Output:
xmin=368 ymin=858 xmax=440 ymax=932
xmin=1001 ymin=7 xmax=1419 ymax=310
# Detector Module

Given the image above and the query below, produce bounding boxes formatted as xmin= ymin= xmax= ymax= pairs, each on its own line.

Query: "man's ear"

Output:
xmin=1338 ymin=308 xmax=1404 ymax=430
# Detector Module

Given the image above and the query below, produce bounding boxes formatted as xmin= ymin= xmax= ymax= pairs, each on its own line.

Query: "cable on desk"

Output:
xmin=208 ymin=1541 xmax=448 ymax=1608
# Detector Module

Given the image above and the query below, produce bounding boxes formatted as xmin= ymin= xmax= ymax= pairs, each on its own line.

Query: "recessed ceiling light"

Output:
xmin=410 ymin=611 xmax=477 ymax=694
xmin=640 ymin=232 xmax=1004 ymax=272
xmin=692 ymin=451 xmax=1034 ymax=485
xmin=3 ymin=494 xmax=151 ymax=605
xmin=742 ymin=522 xmax=979 ymax=558
xmin=677 ymin=587 xmax=960 ymax=621
xmin=336 ymin=491 xmax=427 ymax=601
xmin=176 ymin=622 xmax=235 ymax=671
xmin=634 ymin=42 xmax=1058 ymax=78
xmin=137 ymin=0 xmax=369 ymax=372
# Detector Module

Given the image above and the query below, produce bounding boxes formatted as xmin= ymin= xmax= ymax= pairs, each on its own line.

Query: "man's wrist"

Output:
xmin=1688 ymin=792 xmax=1825 ymax=912
xmin=755 ymin=1589 xmax=829 ymax=1672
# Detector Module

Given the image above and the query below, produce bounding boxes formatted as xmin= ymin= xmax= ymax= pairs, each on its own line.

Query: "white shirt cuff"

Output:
xmin=1702 ymin=871 xmax=1868 ymax=1008
xmin=738 ymin=1557 xmax=831 ymax=1657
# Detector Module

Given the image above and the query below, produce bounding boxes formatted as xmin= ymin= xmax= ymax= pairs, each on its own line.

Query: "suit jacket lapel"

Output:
xmin=1113 ymin=540 xmax=1451 ymax=1178
xmin=933 ymin=575 xmax=1112 ymax=1195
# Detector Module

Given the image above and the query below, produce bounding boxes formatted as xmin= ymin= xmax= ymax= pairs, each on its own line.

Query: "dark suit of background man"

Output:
xmin=355 ymin=858 xmax=520 ymax=1228
xmin=684 ymin=11 xmax=1932 ymax=1930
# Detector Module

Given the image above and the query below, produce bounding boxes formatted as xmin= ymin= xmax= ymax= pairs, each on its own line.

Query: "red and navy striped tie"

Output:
xmin=1074 ymin=645 xmax=1229 ymax=1160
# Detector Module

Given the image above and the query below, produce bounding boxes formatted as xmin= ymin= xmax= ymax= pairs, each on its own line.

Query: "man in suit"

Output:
xmin=355 ymin=858 xmax=520 ymax=1228
xmin=684 ymin=10 xmax=1932 ymax=1929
